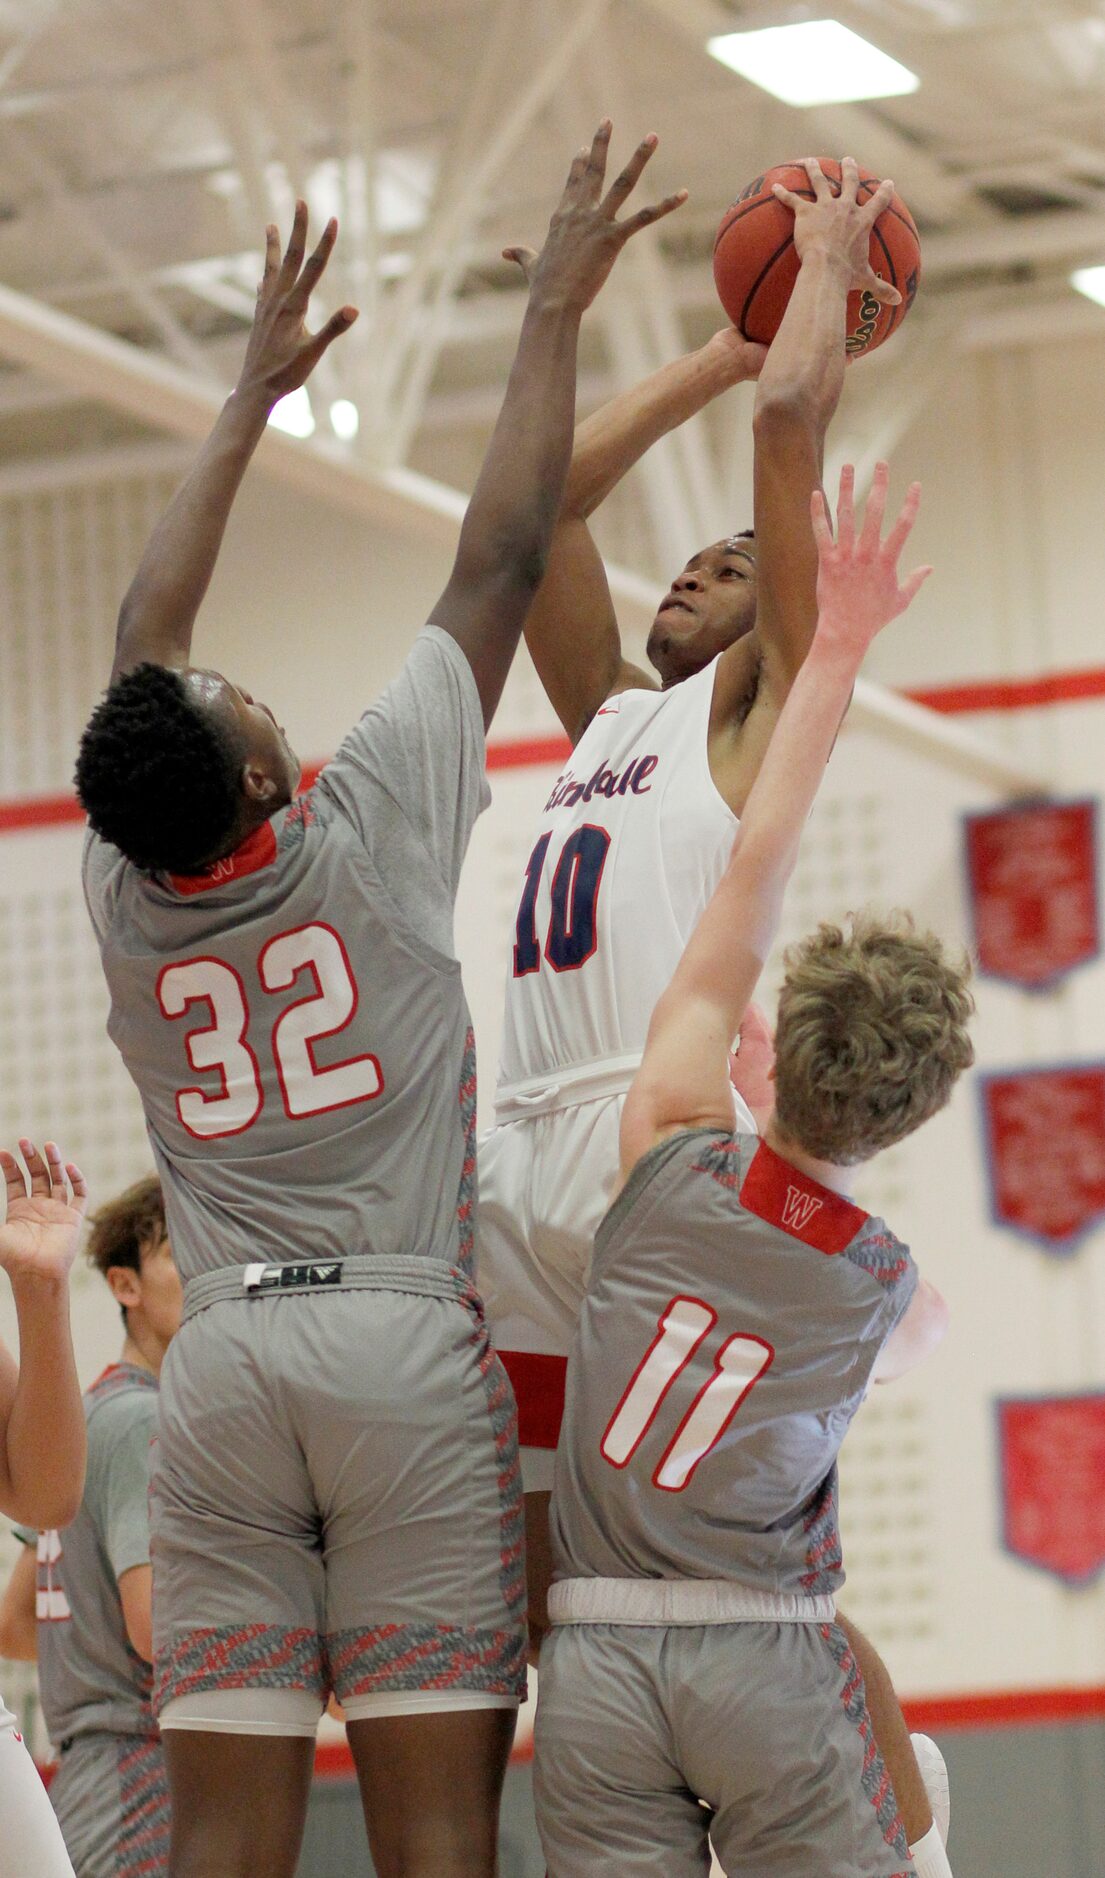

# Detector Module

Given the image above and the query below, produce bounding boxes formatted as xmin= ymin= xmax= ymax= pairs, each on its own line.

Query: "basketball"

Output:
xmin=713 ymin=159 xmax=921 ymax=358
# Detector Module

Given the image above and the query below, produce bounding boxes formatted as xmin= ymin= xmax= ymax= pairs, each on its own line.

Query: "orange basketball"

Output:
xmin=713 ymin=159 xmax=921 ymax=358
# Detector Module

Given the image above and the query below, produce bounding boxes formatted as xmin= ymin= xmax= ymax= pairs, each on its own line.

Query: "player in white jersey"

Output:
xmin=0 ymin=1140 xmax=87 ymax=1878
xmin=536 ymin=466 xmax=971 ymax=1878
xmin=479 ymin=159 xmax=949 ymax=1853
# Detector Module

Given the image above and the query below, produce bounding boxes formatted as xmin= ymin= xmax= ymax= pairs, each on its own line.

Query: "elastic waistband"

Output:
xmin=183 ymin=1254 xmax=475 ymax=1324
xmin=494 ymin=1052 xmax=642 ymax=1122
xmin=548 ymin=1578 xmax=836 ymax=1628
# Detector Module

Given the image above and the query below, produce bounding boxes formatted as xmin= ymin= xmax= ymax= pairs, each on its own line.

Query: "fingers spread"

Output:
xmin=601 ymin=133 xmax=658 ymax=216
xmin=292 ymin=217 xmax=338 ymax=304
xmin=899 ymin=563 xmax=934 ymax=608
xmin=502 ymin=245 xmax=539 ymax=282
xmin=810 ymin=487 xmax=834 ymax=553
xmin=621 ymin=189 xmax=688 ymax=237
xmin=0 ymin=1150 xmax=25 ymax=1209
xmin=19 ymin=1138 xmax=49 ymax=1199
xmin=835 ymin=462 xmax=856 ymax=554
xmin=860 ymin=460 xmax=890 ymax=552
xmin=280 ymin=200 xmax=309 ymax=284
xmin=867 ymin=274 xmax=903 ymax=306
xmin=884 ymin=481 xmax=923 ymax=562
xmin=261 ymin=223 xmax=281 ymax=291
xmin=803 ymin=158 xmax=832 ymax=200
xmin=839 ymin=155 xmax=860 ymax=202
xmin=302 ymin=306 xmax=359 ymax=373
xmin=583 ymin=119 xmax=612 ymax=199
xmin=771 ymin=182 xmax=804 ymax=213
xmin=66 ymin=1163 xmax=89 ymax=1213
xmin=862 ymin=177 xmax=896 ymax=225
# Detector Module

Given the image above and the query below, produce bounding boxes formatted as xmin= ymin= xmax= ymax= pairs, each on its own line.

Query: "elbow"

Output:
xmin=29 ymin=1490 xmax=81 ymax=1531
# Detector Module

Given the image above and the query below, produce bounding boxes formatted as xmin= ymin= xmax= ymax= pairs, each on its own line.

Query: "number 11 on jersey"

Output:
xmin=601 ymin=1296 xmax=774 ymax=1492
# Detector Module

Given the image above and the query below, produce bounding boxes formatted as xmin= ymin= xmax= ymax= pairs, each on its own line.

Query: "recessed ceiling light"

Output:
xmin=1071 ymin=265 xmax=1105 ymax=309
xmin=330 ymin=399 xmax=360 ymax=441
xmin=268 ymin=387 xmax=315 ymax=439
xmin=707 ymin=20 xmax=920 ymax=107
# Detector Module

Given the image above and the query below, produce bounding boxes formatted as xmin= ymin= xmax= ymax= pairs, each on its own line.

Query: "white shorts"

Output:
xmin=478 ymin=1060 xmax=754 ymax=1492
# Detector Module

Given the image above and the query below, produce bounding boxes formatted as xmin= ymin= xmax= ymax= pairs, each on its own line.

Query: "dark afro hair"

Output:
xmin=75 ymin=663 xmax=244 ymax=874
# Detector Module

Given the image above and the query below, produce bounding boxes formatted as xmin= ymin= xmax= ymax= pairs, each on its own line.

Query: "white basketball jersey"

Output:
xmin=498 ymin=659 xmax=737 ymax=1088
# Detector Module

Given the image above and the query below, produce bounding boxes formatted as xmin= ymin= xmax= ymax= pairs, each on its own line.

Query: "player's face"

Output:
xmin=646 ymin=538 xmax=758 ymax=688
xmin=137 ymin=1233 xmax=184 ymax=1347
xmin=187 ymin=670 xmax=302 ymax=804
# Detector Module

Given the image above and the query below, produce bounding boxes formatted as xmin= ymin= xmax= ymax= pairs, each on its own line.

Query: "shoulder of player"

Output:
xmin=86 ymin=1376 xmax=159 ymax=1447
xmin=573 ymin=659 xmax=658 ymax=744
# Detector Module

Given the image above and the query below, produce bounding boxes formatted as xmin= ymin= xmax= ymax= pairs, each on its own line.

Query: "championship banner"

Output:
xmin=997 ymin=1394 xmax=1105 ymax=1587
xmin=963 ymin=798 xmax=1099 ymax=990
xmin=978 ymin=1064 xmax=1105 ymax=1253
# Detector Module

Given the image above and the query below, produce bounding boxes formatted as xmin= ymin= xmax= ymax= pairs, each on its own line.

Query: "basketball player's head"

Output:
xmin=771 ymin=911 xmax=974 ymax=1167
xmin=75 ymin=663 xmax=300 ymax=875
xmin=86 ymin=1174 xmax=182 ymax=1356
xmin=646 ymin=531 xmax=757 ymax=688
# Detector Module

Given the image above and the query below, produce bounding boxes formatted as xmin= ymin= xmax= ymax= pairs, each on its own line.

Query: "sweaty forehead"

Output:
xmin=686 ymin=538 xmax=756 ymax=572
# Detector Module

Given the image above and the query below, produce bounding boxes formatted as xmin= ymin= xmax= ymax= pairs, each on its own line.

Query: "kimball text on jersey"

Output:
xmin=544 ymin=753 xmax=659 ymax=814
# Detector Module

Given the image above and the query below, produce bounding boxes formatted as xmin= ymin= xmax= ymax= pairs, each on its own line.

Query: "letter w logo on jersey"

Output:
xmin=782 ymin=1186 xmax=824 ymax=1234
xmin=601 ymin=1296 xmax=774 ymax=1492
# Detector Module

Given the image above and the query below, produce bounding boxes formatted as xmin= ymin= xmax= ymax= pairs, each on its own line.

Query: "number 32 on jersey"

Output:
xmin=602 ymin=1296 xmax=774 ymax=1492
xmin=158 ymin=920 xmax=382 ymax=1140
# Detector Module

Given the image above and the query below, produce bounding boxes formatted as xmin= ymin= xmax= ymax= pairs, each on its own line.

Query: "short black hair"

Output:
xmin=75 ymin=663 xmax=243 ymax=873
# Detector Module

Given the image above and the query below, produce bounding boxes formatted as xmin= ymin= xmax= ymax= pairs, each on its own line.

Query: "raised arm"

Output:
xmin=521 ymin=331 xmax=766 ymax=742
xmin=716 ymin=159 xmax=900 ymax=722
xmin=430 ymin=123 xmax=686 ymax=728
xmin=0 ymin=1142 xmax=88 ymax=1531
xmin=109 ymin=207 xmax=357 ymax=683
xmin=620 ymin=465 xmax=930 ymax=1177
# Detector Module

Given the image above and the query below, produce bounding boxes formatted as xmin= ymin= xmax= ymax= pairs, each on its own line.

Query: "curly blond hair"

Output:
xmin=773 ymin=911 xmax=974 ymax=1166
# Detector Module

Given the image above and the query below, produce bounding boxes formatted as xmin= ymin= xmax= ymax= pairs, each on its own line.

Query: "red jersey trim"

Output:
xmin=167 ymin=821 xmax=277 ymax=896
xmin=739 ymin=1140 xmax=868 ymax=1255
xmin=499 ymin=1349 xmax=568 ymax=1450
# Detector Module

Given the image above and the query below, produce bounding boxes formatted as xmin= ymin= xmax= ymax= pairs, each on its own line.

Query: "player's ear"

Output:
xmin=106 ymin=1265 xmax=142 ymax=1311
xmin=242 ymin=763 xmax=279 ymax=805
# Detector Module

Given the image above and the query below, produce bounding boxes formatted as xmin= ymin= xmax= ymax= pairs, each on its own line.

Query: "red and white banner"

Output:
xmin=964 ymin=798 xmax=1099 ymax=989
xmin=998 ymin=1394 xmax=1105 ymax=1587
xmin=979 ymin=1064 xmax=1105 ymax=1254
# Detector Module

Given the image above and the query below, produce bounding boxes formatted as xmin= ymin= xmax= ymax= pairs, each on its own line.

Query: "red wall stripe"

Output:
xmin=7 ymin=662 xmax=1105 ymax=838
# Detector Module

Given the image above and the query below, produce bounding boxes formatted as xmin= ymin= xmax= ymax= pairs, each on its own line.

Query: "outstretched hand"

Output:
xmin=0 ymin=1141 xmax=88 ymax=1288
xmin=503 ymin=120 xmax=687 ymax=315
xmin=773 ymin=157 xmax=900 ymax=308
xmin=811 ymin=462 xmax=931 ymax=662
xmin=236 ymin=202 xmax=359 ymax=410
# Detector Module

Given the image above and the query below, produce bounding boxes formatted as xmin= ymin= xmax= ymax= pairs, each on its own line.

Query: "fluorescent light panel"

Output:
xmin=707 ymin=19 xmax=920 ymax=106
xmin=1071 ymin=266 xmax=1105 ymax=309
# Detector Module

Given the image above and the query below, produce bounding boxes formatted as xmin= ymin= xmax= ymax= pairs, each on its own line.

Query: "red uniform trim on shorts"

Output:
xmin=498 ymin=1350 xmax=568 ymax=1451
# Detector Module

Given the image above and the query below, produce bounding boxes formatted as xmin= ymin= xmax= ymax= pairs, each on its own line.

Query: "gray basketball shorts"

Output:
xmin=50 ymin=1732 xmax=170 ymax=1878
xmin=150 ymin=1256 xmax=526 ymax=1734
xmin=534 ymin=1621 xmax=916 ymax=1877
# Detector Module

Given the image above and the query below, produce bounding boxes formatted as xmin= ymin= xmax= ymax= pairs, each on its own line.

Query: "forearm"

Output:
xmin=754 ymin=248 xmax=850 ymax=434
xmin=569 ymin=338 xmax=749 ymax=517
xmin=112 ymin=386 xmax=272 ymax=677
xmin=452 ymin=297 xmax=582 ymax=592
xmin=0 ymin=1280 xmax=84 ymax=1529
xmin=0 ymin=1549 xmax=38 ymax=1662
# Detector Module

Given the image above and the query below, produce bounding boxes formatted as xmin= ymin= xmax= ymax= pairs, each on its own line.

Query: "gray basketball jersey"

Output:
xmin=551 ymin=1129 xmax=917 ymax=1595
xmin=83 ymin=628 xmax=490 ymax=1284
xmin=27 ymin=1364 xmax=159 ymax=1743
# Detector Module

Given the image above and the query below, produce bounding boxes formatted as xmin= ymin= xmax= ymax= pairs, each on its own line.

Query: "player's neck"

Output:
xmin=762 ymin=1116 xmax=853 ymax=1197
xmin=121 ymin=1324 xmax=166 ymax=1379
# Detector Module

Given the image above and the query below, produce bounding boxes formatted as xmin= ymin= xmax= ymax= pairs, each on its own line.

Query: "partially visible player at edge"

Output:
xmin=0 ymin=1139 xmax=87 ymax=1878
xmin=0 ymin=1176 xmax=181 ymax=1878
xmin=478 ymin=156 xmax=946 ymax=1847
xmin=73 ymin=124 xmax=686 ymax=1878
xmin=534 ymin=466 xmax=971 ymax=1878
